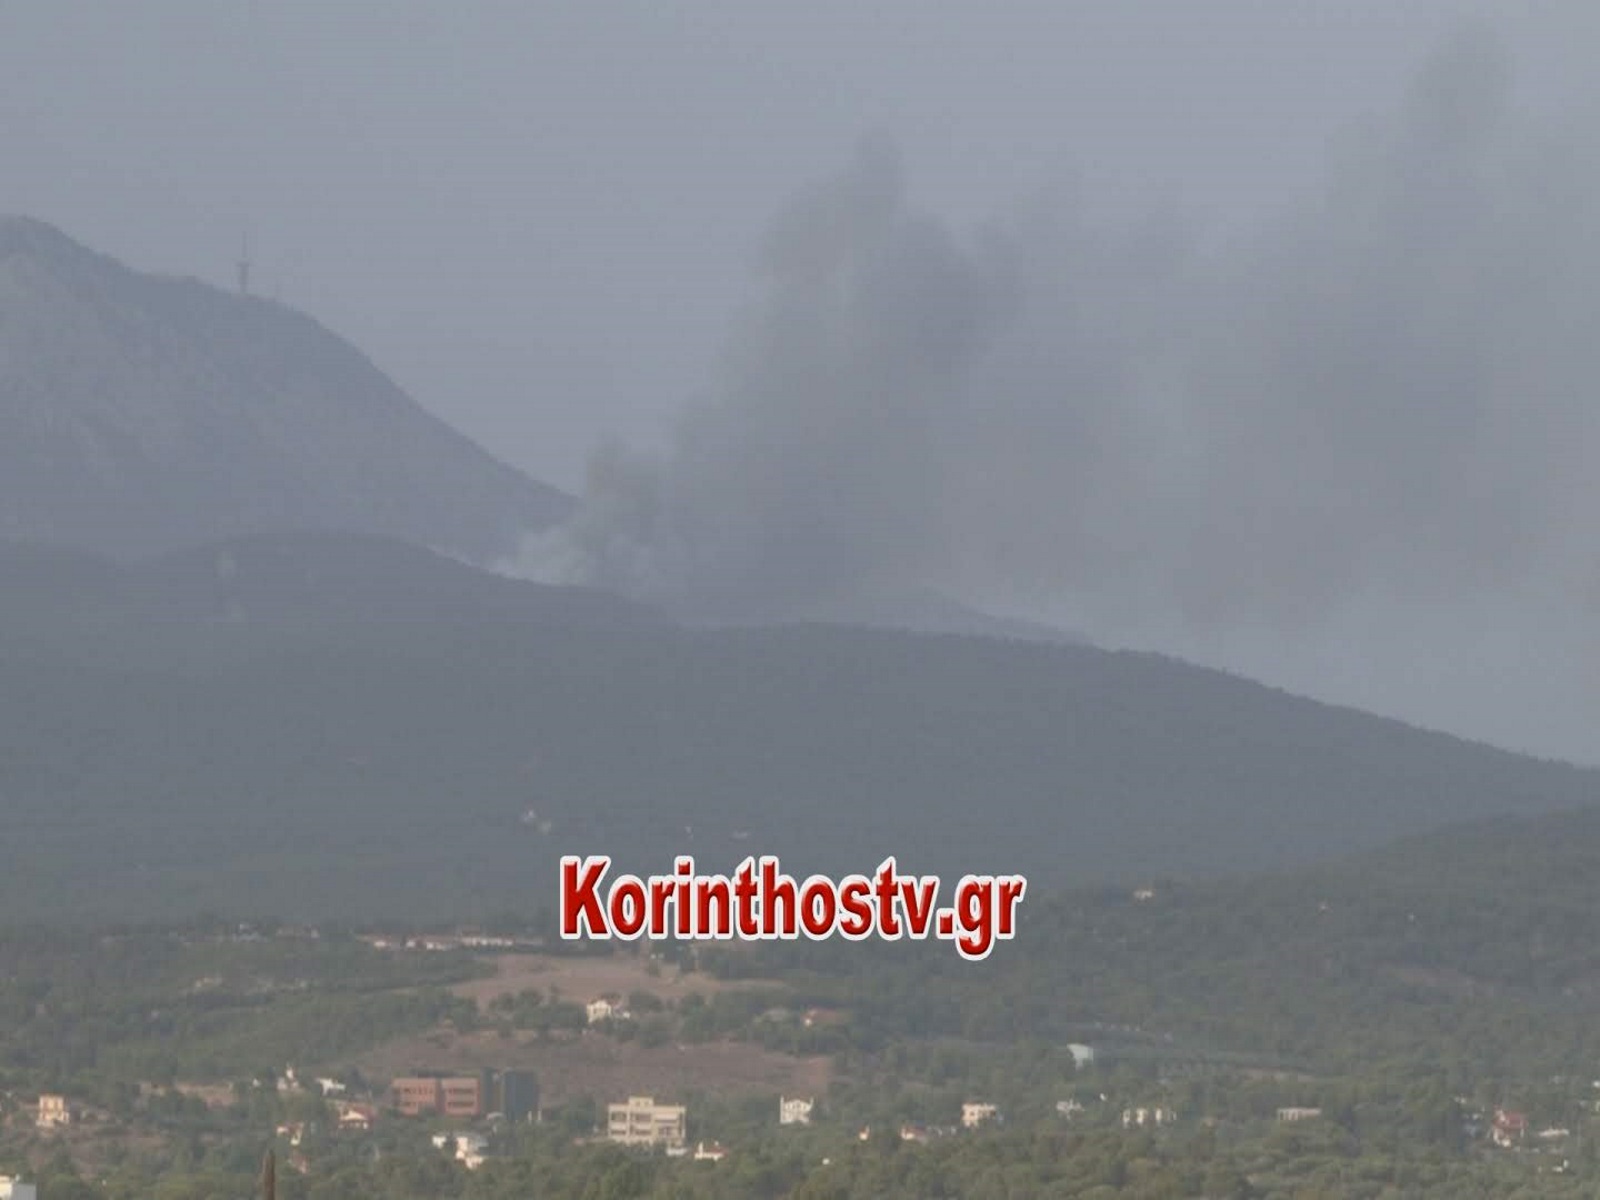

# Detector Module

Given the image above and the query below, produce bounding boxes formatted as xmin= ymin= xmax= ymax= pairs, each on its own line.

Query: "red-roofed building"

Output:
xmin=1492 ymin=1108 xmax=1527 ymax=1148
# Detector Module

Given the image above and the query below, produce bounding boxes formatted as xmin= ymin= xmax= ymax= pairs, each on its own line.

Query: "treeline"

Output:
xmin=10 ymin=1120 xmax=1593 ymax=1200
xmin=0 ymin=928 xmax=479 ymax=1096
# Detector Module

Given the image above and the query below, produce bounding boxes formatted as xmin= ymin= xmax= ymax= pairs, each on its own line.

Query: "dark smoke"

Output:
xmin=513 ymin=28 xmax=1600 ymax=755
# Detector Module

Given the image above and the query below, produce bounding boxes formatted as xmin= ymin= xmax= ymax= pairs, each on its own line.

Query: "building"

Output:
xmin=607 ymin=1096 xmax=687 ymax=1148
xmin=693 ymin=1141 xmax=728 ymax=1162
xmin=961 ymin=1102 xmax=999 ymax=1129
xmin=490 ymin=1069 xmax=540 ymax=1123
xmin=1056 ymin=1099 xmax=1085 ymax=1119
xmin=1067 ymin=1043 xmax=1096 ymax=1069
xmin=435 ymin=1131 xmax=488 ymax=1168
xmin=392 ymin=1077 xmax=446 ymax=1117
xmin=441 ymin=1076 xmax=486 ymax=1119
xmin=779 ymin=1096 xmax=814 ymax=1126
xmin=390 ymin=1075 xmax=486 ymax=1119
xmin=336 ymin=1101 xmax=376 ymax=1131
xmin=1277 ymin=1107 xmax=1323 ymax=1123
xmin=587 ymin=996 xmax=626 ymax=1024
xmin=0 ymin=1178 xmax=37 ymax=1200
xmin=37 ymin=1093 xmax=72 ymax=1128
xmin=1122 ymin=1106 xmax=1176 ymax=1128
xmin=1492 ymin=1109 xmax=1528 ymax=1148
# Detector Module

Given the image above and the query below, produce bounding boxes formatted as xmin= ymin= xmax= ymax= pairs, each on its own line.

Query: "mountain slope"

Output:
xmin=0 ymin=532 xmax=665 ymax=627
xmin=758 ymin=585 xmax=1089 ymax=645
xmin=716 ymin=798 xmax=1600 ymax=1085
xmin=0 ymin=216 xmax=571 ymax=560
xmin=0 ymin=620 xmax=1592 ymax=923
xmin=132 ymin=531 xmax=665 ymax=626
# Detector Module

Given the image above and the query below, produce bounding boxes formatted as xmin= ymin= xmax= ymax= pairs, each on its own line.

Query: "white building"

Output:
xmin=37 ymin=1093 xmax=72 ymax=1128
xmin=1067 ymin=1043 xmax=1096 ymax=1069
xmin=693 ymin=1141 xmax=728 ymax=1161
xmin=961 ymin=1102 xmax=999 ymax=1129
xmin=1277 ymin=1107 xmax=1323 ymax=1123
xmin=1122 ymin=1106 xmax=1176 ymax=1128
xmin=607 ymin=1096 xmax=687 ymax=1147
xmin=779 ymin=1096 xmax=815 ymax=1126
xmin=1056 ymin=1099 xmax=1085 ymax=1119
xmin=434 ymin=1131 xmax=489 ymax=1168
xmin=587 ymin=996 xmax=629 ymax=1024
xmin=0 ymin=1178 xmax=37 ymax=1200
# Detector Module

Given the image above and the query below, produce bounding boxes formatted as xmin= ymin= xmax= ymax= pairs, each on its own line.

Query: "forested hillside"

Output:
xmin=0 ymin=615 xmax=1592 ymax=923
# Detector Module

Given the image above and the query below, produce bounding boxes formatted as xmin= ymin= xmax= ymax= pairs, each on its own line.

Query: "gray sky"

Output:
xmin=6 ymin=1 xmax=1582 ymax=486
xmin=5 ymin=2 xmax=1600 ymax=762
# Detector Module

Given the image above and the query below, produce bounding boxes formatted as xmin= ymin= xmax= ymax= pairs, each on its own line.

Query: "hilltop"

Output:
xmin=0 ymin=216 xmax=571 ymax=560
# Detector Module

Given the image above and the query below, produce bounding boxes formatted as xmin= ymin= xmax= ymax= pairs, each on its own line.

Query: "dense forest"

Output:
xmin=0 ymin=604 xmax=1594 ymax=924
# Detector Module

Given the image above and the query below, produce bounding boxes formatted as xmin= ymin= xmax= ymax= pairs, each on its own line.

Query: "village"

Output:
xmin=9 ymin=955 xmax=1588 ymax=1192
xmin=0 ymin=919 xmax=1590 ymax=1197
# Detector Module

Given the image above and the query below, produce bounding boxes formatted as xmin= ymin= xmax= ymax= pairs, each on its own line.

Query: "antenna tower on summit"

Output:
xmin=237 ymin=233 xmax=251 ymax=295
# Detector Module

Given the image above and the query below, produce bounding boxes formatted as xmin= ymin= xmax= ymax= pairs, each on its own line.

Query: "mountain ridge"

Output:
xmin=0 ymin=616 xmax=1592 ymax=923
xmin=0 ymin=214 xmax=572 ymax=561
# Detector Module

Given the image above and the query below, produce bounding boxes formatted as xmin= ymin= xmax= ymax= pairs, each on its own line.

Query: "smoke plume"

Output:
xmin=513 ymin=28 xmax=1600 ymax=755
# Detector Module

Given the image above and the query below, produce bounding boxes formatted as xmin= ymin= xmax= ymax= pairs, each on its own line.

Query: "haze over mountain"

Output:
xmin=0 ymin=532 xmax=662 ymax=628
xmin=0 ymin=615 xmax=1593 ymax=923
xmin=0 ymin=215 xmax=572 ymax=562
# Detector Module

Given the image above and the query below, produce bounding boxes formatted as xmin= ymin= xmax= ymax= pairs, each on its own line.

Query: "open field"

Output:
xmin=353 ymin=1026 xmax=831 ymax=1107
xmin=449 ymin=950 xmax=761 ymax=1008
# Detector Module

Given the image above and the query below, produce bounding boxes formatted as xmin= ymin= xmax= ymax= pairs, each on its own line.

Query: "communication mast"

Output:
xmin=237 ymin=233 xmax=252 ymax=295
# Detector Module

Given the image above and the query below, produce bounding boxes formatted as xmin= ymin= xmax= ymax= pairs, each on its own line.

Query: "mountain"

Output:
xmin=0 ymin=531 xmax=663 ymax=627
xmin=771 ymin=585 xmax=1088 ymax=645
xmin=0 ymin=216 xmax=571 ymax=560
xmin=132 ymin=531 xmax=665 ymax=626
xmin=723 ymin=798 xmax=1600 ymax=1085
xmin=0 ymin=619 xmax=1593 ymax=923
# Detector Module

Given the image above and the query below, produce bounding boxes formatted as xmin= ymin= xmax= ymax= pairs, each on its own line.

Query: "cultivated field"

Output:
xmin=354 ymin=1026 xmax=831 ymax=1107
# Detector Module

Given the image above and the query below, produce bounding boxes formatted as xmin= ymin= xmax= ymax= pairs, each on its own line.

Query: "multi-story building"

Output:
xmin=36 ymin=1094 xmax=72 ymax=1128
xmin=606 ymin=1096 xmax=686 ymax=1148
xmin=779 ymin=1096 xmax=814 ymax=1126
xmin=392 ymin=1077 xmax=446 ymax=1117
xmin=440 ymin=1076 xmax=485 ymax=1119
xmin=492 ymin=1069 xmax=540 ymax=1123
xmin=391 ymin=1075 xmax=487 ymax=1119
xmin=0 ymin=1177 xmax=37 ymax=1200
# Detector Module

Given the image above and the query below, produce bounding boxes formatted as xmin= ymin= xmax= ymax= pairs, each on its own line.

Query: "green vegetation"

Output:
xmin=4 ymin=552 xmax=1600 ymax=1193
xmin=0 ymin=926 xmax=479 ymax=1098
xmin=1 ymin=615 xmax=1594 ymax=925
xmin=5 ymin=806 xmax=1600 ymax=1193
